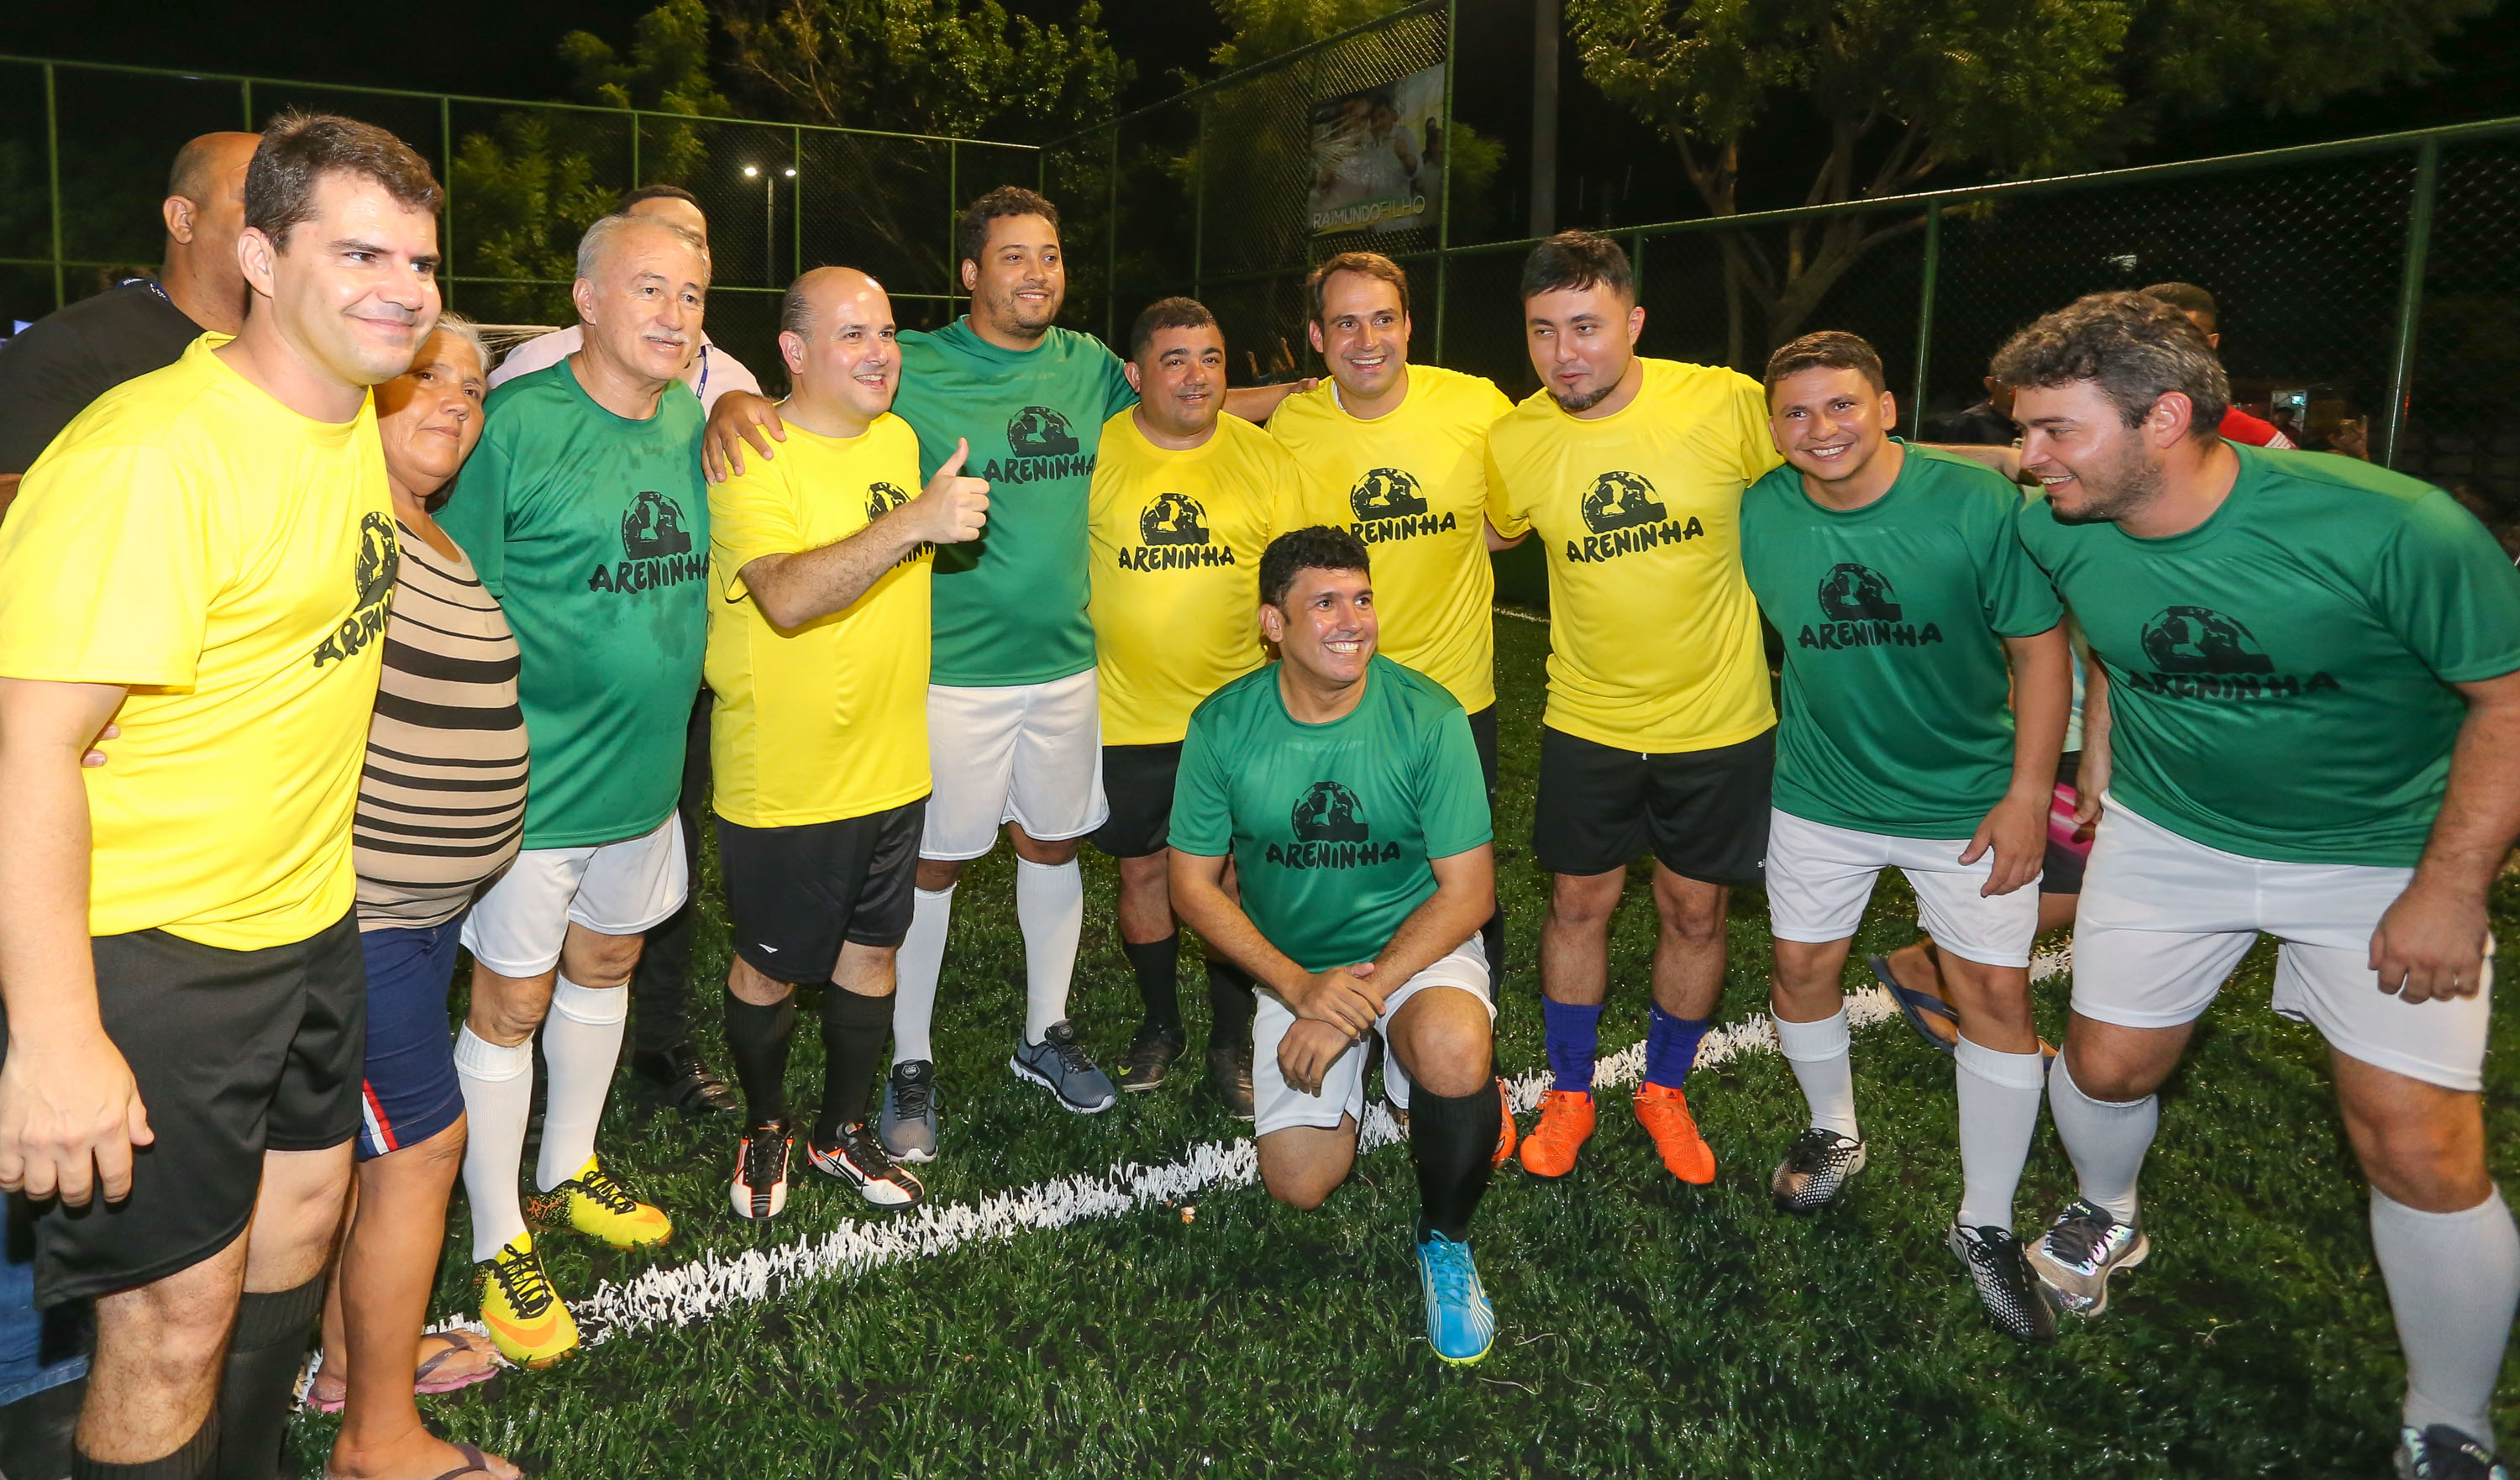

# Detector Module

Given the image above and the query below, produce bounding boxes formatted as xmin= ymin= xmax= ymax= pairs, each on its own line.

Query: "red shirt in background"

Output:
xmin=2220 ymin=406 xmax=2297 ymax=449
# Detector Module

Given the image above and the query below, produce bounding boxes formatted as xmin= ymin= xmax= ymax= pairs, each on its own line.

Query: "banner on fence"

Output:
xmin=1305 ymin=64 xmax=1445 ymax=237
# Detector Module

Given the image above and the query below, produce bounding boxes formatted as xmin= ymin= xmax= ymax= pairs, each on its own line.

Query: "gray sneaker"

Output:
xmin=878 ymin=1059 xmax=938 ymax=1163
xmin=2028 ymin=1198 xmax=2150 ymax=1316
xmin=1010 ymin=1020 xmax=1117 ymax=1113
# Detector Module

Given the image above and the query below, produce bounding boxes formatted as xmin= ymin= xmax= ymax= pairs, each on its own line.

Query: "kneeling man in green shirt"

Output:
xmin=1168 ymin=525 xmax=1509 ymax=1367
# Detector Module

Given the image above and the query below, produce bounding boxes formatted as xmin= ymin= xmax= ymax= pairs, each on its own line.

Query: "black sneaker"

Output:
xmin=807 ymin=1121 xmax=926 ymax=1208
xmin=1205 ymin=1040 xmax=1255 ymax=1121
xmin=1770 ymin=1126 xmax=1866 ymax=1214
xmin=633 ymin=1041 xmax=738 ymax=1117
xmin=1949 ymin=1222 xmax=2059 ymax=1343
xmin=2399 ymin=1425 xmax=2512 ymax=1480
xmin=1117 ymin=1022 xmax=1189 ymax=1093
xmin=728 ymin=1118 xmax=792 ymax=1221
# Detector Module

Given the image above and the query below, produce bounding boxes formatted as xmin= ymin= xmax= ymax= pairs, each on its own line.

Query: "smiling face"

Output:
xmin=1263 ymin=564 xmax=1378 ymax=690
xmin=1310 ymin=269 xmax=1410 ymax=403
xmin=241 ymin=170 xmax=443 ymax=390
xmin=782 ymin=268 xmax=898 ymax=428
xmin=1524 ymin=282 xmax=1643 ymax=414
xmin=375 ymin=328 xmax=486 ymax=497
xmin=1770 ymin=365 xmax=1894 ymax=487
xmin=963 ymin=213 xmax=1064 ymax=342
xmin=576 ymin=218 xmax=709 ymax=389
xmin=1130 ymin=322 xmax=1225 ymax=442
xmin=2014 ymin=378 xmax=2166 ymax=523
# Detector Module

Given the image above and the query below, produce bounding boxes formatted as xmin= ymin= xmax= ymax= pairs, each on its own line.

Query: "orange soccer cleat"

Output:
xmin=1634 ymin=1082 xmax=1717 ymax=1185
xmin=1490 ymin=1079 xmax=1520 ymax=1168
xmin=1517 ymin=1089 xmax=1595 ymax=1178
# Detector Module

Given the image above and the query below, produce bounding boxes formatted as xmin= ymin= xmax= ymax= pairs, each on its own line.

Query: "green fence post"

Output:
xmin=1192 ymin=98 xmax=1208 ymax=302
xmin=1630 ymin=231 xmax=1646 ymax=298
xmin=440 ymin=95 xmax=455 ymax=311
xmin=947 ymin=140 xmax=959 ymax=318
xmin=791 ymin=125 xmax=804 ymax=278
xmin=2381 ymin=139 xmax=2439 ymax=470
xmin=1105 ymin=124 xmax=1120 ymax=345
xmin=1433 ymin=0 xmax=1458 ymax=365
xmin=45 ymin=63 xmax=62 ymax=309
xmin=1911 ymin=202 xmax=1940 ymax=435
xmin=240 ymin=77 xmax=253 ymax=130
xmin=630 ymin=109 xmax=641 ymax=188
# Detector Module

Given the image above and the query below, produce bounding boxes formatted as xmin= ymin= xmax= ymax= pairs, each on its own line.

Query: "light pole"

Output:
xmin=743 ymin=165 xmax=802 ymax=287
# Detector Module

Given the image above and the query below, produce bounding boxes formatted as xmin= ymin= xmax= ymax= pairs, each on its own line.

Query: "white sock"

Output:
xmin=2046 ymin=1052 xmax=2157 ymax=1224
xmin=534 ymin=975 xmax=627 ymax=1192
xmin=893 ymin=884 xmax=955 ymax=1064
xmin=2372 ymin=1183 xmax=2520 ymax=1450
xmin=1773 ymin=1006 xmax=1858 ymax=1139
xmin=1016 ymin=857 xmax=1084 ymax=1044
xmin=1954 ymin=1034 xmax=2046 ymax=1230
xmin=454 ymin=1028 xmax=533 ymax=1262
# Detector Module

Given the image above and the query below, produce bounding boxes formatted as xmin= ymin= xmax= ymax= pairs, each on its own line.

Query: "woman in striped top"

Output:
xmin=314 ymin=317 xmax=528 ymax=1480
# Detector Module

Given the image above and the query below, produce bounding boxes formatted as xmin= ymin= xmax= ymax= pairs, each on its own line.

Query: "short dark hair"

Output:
xmin=1764 ymin=331 xmax=1886 ymax=398
xmin=245 ymin=113 xmax=443 ymax=249
xmin=620 ymin=183 xmax=702 ymax=215
xmin=1990 ymin=291 xmax=2230 ymax=443
xmin=2140 ymin=281 xmax=2218 ymax=330
xmin=1260 ymin=526 xmax=1370 ymax=609
xmin=1306 ymin=252 xmax=1410 ymax=324
xmin=1129 ymin=297 xmax=1219 ymax=361
xmin=957 ymin=186 xmax=1061 ymax=271
xmin=1520 ymin=230 xmax=1632 ymax=303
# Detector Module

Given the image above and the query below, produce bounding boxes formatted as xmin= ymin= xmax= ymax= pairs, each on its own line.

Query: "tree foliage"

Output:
xmin=1567 ymin=0 xmax=2494 ymax=362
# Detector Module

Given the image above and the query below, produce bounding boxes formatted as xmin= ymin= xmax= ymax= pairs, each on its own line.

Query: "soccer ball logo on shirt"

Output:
xmin=1562 ymin=470 xmax=1704 ymax=566
xmin=1268 ymin=780 xmax=1401 ymax=870
xmin=1347 ymin=466 xmax=1455 ymax=545
xmin=1008 ymin=405 xmax=1080 ymax=458
xmin=1117 ymin=493 xmax=1235 ymax=572
xmin=868 ymin=481 xmax=930 ymax=565
xmin=589 ymin=491 xmax=706 ymax=594
xmin=1798 ymin=562 xmax=1944 ymax=653
xmin=312 ymin=510 xmax=401 ymax=669
xmin=2129 ymin=605 xmax=2334 ymax=701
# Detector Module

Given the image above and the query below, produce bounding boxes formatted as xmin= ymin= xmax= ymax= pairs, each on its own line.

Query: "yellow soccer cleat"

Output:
xmin=527 ymin=1153 xmax=674 ymax=1250
xmin=475 ymin=1231 xmax=578 ymax=1368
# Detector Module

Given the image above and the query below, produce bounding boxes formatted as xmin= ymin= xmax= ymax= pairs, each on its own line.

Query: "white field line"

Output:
xmin=452 ymin=944 xmax=2068 ymax=1347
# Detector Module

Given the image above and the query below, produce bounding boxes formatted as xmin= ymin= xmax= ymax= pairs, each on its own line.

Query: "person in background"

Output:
xmin=2136 ymin=282 xmax=2296 ymax=449
xmin=1928 ymin=376 xmax=2019 ymax=447
xmin=0 ymin=131 xmax=260 ymax=522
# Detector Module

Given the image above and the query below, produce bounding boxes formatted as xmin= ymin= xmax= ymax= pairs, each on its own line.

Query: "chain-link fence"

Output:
xmin=0 ymin=56 xmax=1041 ymax=393
xmin=1047 ymin=5 xmax=2520 ymax=526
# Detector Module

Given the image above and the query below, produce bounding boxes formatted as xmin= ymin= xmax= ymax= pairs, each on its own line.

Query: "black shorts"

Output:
xmin=2 ymin=911 xmax=365 ymax=1307
xmin=1089 ymin=743 xmax=1184 ymax=860
xmin=717 ymin=799 xmax=927 ymax=983
xmin=2043 ymin=749 xmax=2087 ymax=896
xmin=1467 ymin=704 xmax=1499 ymax=800
xmin=1532 ymin=726 xmax=1776 ymax=886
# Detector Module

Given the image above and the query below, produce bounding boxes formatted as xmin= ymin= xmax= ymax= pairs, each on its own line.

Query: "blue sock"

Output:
xmin=1542 ymin=999 xmax=1604 ymax=1093
xmin=1644 ymin=1005 xmax=1713 ymax=1089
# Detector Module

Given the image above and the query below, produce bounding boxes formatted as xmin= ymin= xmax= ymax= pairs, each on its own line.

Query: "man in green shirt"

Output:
xmin=1170 ymin=526 xmax=1506 ymax=1367
xmin=2003 ymin=292 xmax=2520 ymax=1475
xmin=438 ymin=210 xmax=707 ymax=1363
xmin=701 ymin=189 xmax=1303 ymax=1154
xmin=1740 ymin=332 xmax=2070 ymax=1343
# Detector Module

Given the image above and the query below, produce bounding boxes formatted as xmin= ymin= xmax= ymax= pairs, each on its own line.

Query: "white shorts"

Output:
xmin=1764 ymin=809 xmax=2040 ymax=968
xmin=921 ymin=672 xmax=1110 ymax=860
xmin=1252 ymin=938 xmax=1494 ymax=1138
xmin=458 ymin=816 xmax=688 ymax=978
xmin=2073 ymin=796 xmax=2492 ymax=1092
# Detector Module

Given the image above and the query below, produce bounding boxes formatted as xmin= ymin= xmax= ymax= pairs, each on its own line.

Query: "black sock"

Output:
xmin=1479 ymin=908 xmax=1507 ymax=996
xmin=722 ymin=987 xmax=797 ymax=1126
xmin=816 ymin=988 xmax=895 ymax=1146
xmin=210 ymin=1276 xmax=322 ymax=1480
xmin=1205 ymin=958 xmax=1257 ymax=1052
xmin=1124 ymin=930 xmax=1184 ymax=1033
xmin=1410 ymin=1084 xmax=1500 ymax=1244
xmin=76 ymin=1414 xmax=218 ymax=1480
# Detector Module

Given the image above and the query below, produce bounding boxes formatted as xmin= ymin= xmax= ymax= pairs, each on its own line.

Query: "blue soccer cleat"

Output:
xmin=1415 ymin=1231 xmax=1496 ymax=1366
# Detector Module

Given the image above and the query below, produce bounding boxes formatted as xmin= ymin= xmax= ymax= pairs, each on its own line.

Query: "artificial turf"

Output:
xmin=286 ymin=611 xmax=2520 ymax=1477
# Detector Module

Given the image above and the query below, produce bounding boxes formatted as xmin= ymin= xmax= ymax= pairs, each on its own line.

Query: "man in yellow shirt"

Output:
xmin=1270 ymin=252 xmax=1516 ymax=989
xmin=709 ymin=266 xmax=991 ymax=1221
xmin=1485 ymin=231 xmax=1784 ymax=1187
xmin=0 ymin=117 xmax=485 ymax=1480
xmin=1089 ymin=298 xmax=1304 ymax=1115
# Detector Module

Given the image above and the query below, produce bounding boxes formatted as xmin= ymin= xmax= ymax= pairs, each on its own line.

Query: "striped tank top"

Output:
xmin=352 ymin=521 xmax=530 ymax=930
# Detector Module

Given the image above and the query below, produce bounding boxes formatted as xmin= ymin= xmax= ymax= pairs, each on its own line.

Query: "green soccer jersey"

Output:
xmin=2016 ymin=444 xmax=2520 ymax=867
xmin=439 ymin=362 xmax=709 ymax=848
xmin=891 ymin=319 xmax=1139 ymax=686
xmin=1171 ymin=656 xmax=1492 ymax=974
xmin=1742 ymin=442 xmax=2063 ymax=837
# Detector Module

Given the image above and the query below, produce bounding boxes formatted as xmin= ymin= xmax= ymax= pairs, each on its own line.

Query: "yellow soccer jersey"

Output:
xmin=707 ymin=413 xmax=932 ymax=827
xmin=1271 ymin=365 xmax=1514 ymax=712
xmin=0 ymin=335 xmax=396 ymax=949
xmin=1484 ymin=357 xmax=1784 ymax=753
xmin=1089 ymin=411 xmax=1302 ymax=745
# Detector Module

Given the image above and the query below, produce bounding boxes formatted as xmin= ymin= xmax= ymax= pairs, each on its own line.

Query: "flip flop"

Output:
xmin=413 ymin=1330 xmax=501 ymax=1397
xmin=428 ymin=1441 xmax=496 ymax=1480
xmin=1866 ymin=953 xmax=1958 ymax=1056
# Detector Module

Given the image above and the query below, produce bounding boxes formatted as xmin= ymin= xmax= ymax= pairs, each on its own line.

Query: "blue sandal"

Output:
xmin=1866 ymin=954 xmax=1958 ymax=1056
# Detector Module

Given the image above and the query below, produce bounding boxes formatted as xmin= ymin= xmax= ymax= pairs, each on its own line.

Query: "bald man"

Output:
xmin=0 ymin=131 xmax=260 ymax=517
xmin=709 ymin=267 xmax=988 ymax=1218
